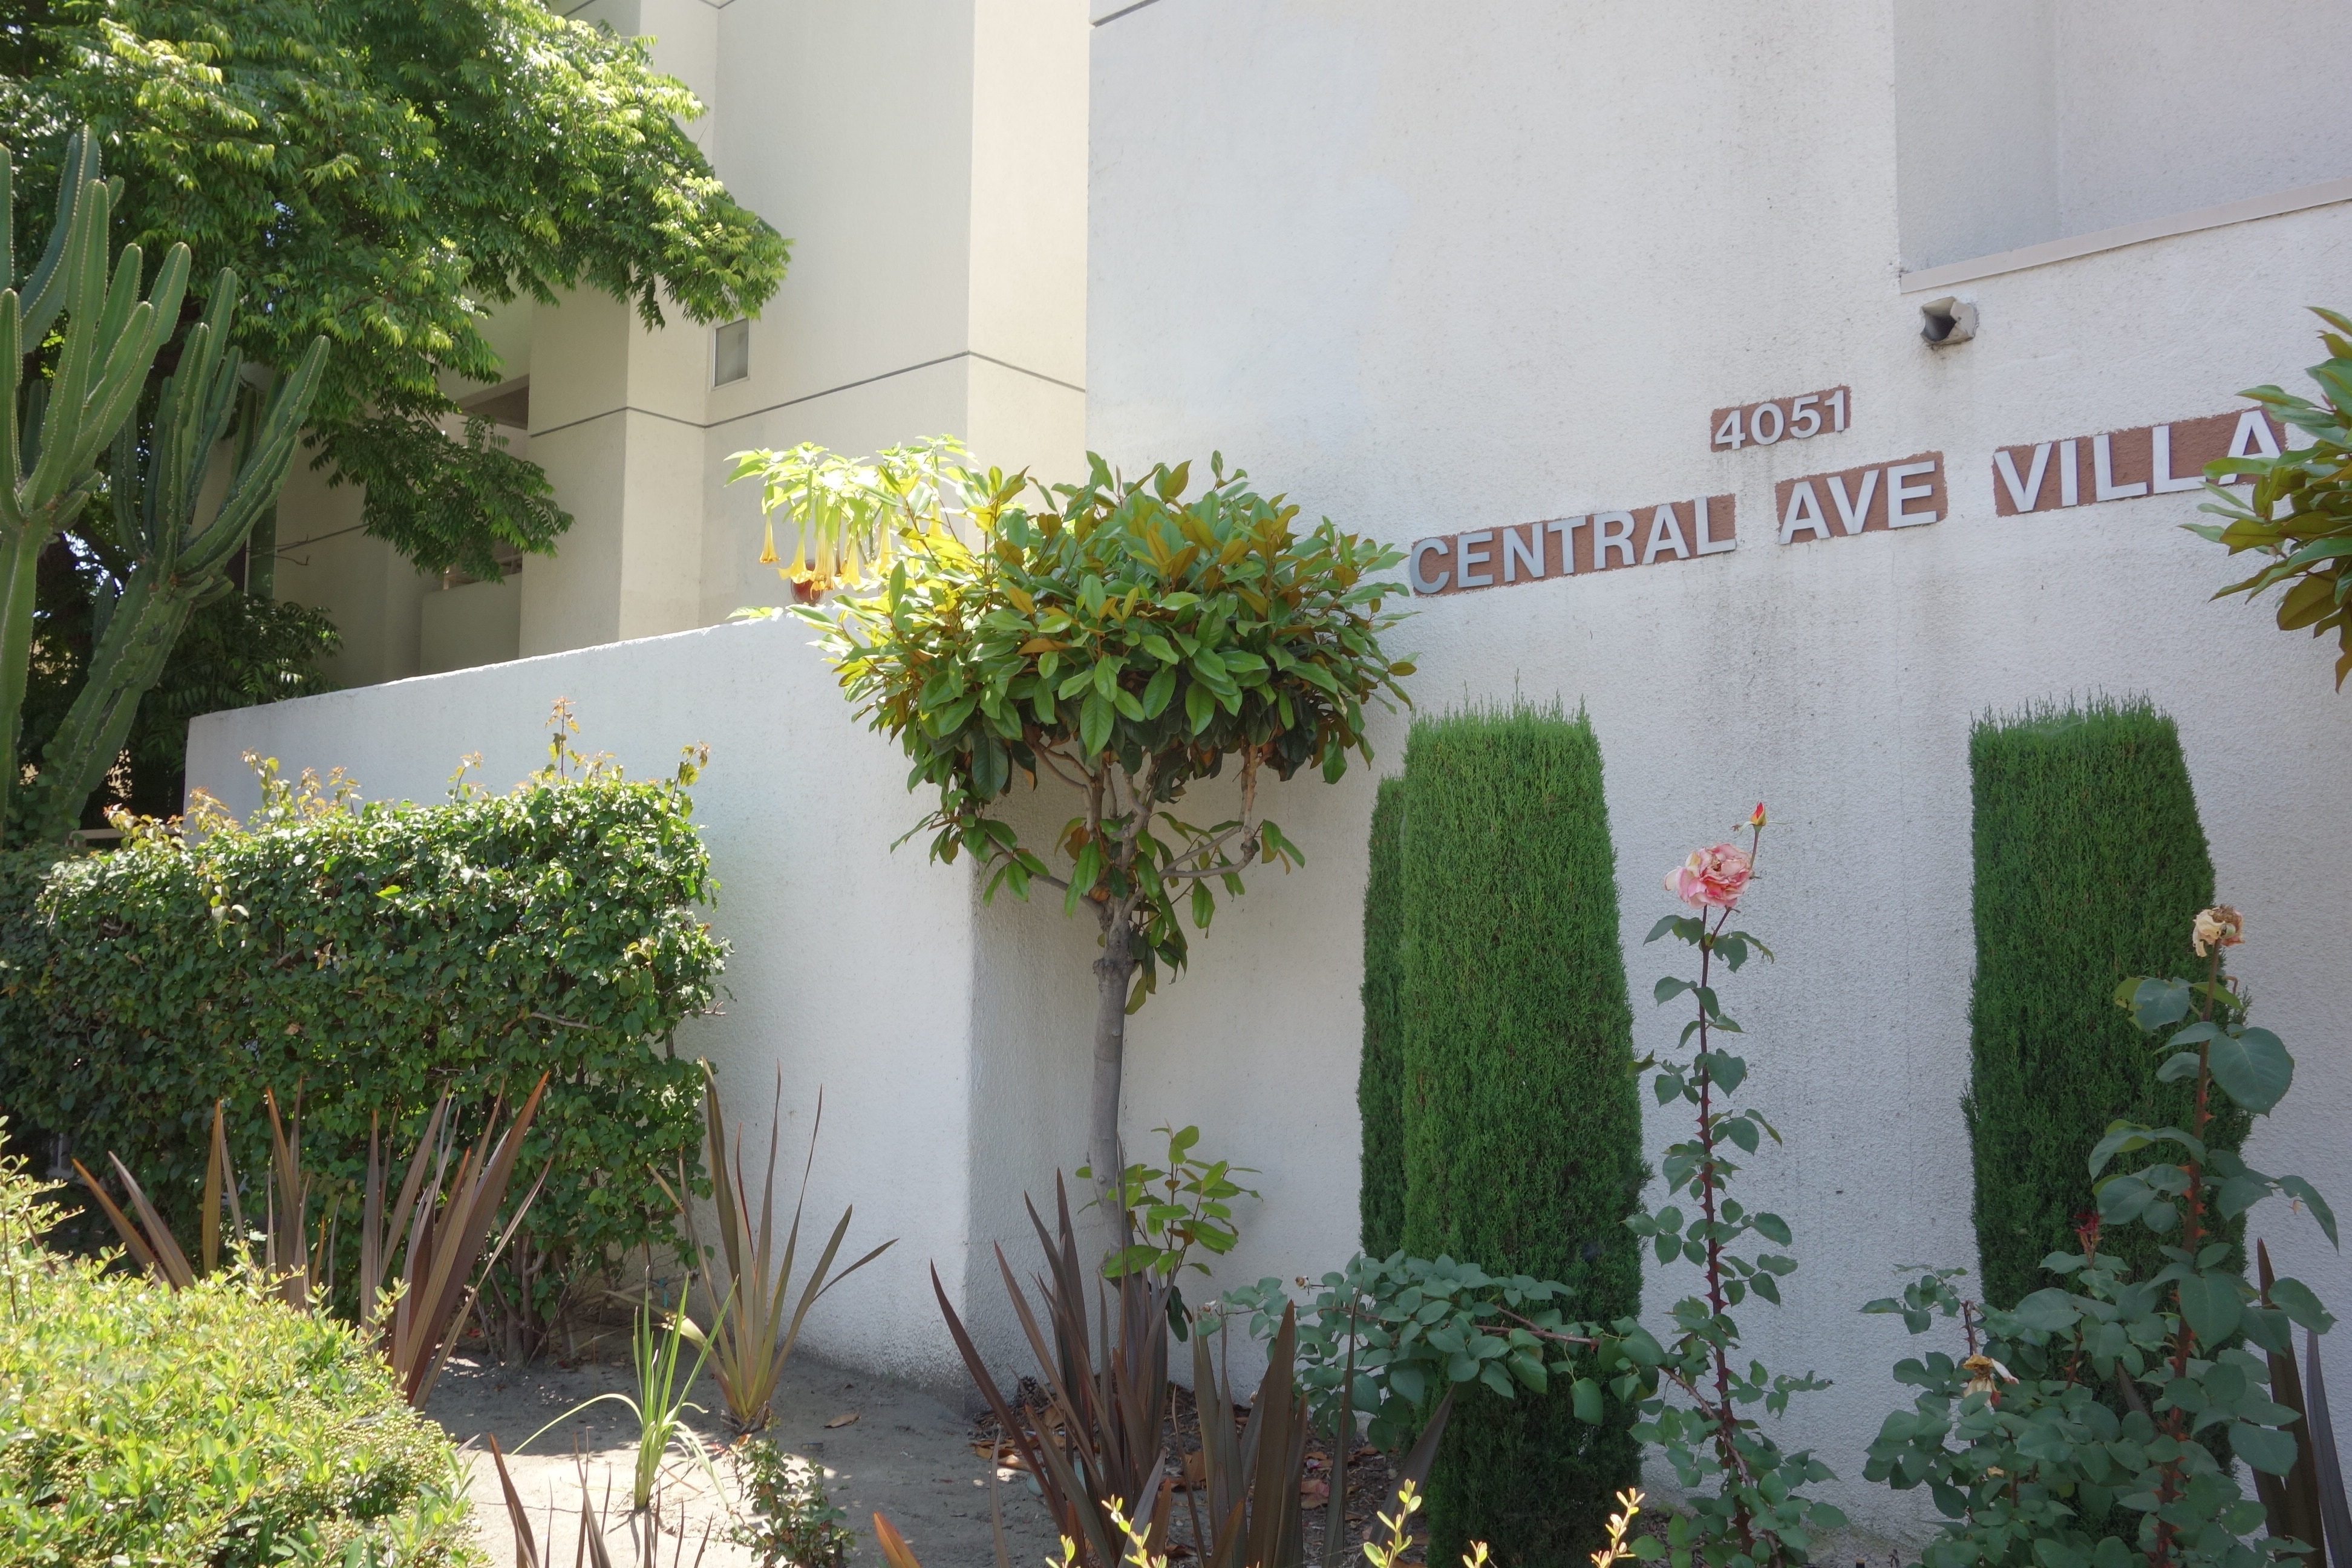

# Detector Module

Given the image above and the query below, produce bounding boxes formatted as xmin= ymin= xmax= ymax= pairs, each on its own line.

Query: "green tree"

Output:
xmin=2190 ymin=307 xmax=2352 ymax=687
xmin=1396 ymin=704 xmax=1646 ymax=1568
xmin=0 ymin=0 xmax=788 ymax=828
xmin=1358 ymin=775 xmax=1406 ymax=1258
xmin=1964 ymin=698 xmax=2243 ymax=1308
xmin=735 ymin=440 xmax=1414 ymax=1193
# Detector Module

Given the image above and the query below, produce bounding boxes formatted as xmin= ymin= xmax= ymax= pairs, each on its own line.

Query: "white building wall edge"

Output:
xmin=1085 ymin=0 xmax=2352 ymax=1538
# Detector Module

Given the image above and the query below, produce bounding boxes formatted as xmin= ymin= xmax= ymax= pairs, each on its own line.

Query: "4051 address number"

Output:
xmin=1711 ymin=385 xmax=1849 ymax=451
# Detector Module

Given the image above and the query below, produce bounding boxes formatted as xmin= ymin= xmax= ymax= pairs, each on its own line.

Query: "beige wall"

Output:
xmin=270 ymin=0 xmax=1089 ymax=680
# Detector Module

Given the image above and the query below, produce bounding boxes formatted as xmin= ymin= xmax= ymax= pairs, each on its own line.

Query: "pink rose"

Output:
xmin=1666 ymin=843 xmax=1753 ymax=909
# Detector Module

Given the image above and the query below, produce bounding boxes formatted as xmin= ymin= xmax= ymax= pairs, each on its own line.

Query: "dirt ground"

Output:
xmin=423 ymin=1341 xmax=1417 ymax=1568
xmin=426 ymin=1346 xmax=1067 ymax=1568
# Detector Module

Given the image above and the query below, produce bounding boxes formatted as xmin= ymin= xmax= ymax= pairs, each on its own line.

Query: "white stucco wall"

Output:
xmin=1894 ymin=0 xmax=2352 ymax=270
xmin=178 ymin=0 xmax=2352 ymax=1541
xmin=185 ymin=616 xmax=1048 ymax=1392
xmin=1086 ymin=0 xmax=2352 ymax=1539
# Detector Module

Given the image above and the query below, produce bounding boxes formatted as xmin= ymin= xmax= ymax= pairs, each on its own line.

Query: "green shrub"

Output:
xmin=1965 ymin=697 xmax=2245 ymax=1307
xmin=1397 ymin=704 xmax=1644 ymax=1567
xmin=0 ymin=739 xmax=725 ymax=1338
xmin=0 ymin=1151 xmax=477 ymax=1564
xmin=730 ymin=1439 xmax=855 ymax=1568
xmin=1358 ymin=776 xmax=1406 ymax=1258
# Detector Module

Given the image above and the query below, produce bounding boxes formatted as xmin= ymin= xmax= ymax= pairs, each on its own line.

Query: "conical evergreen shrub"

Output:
xmin=1359 ymin=777 xmax=1406 ymax=1258
xmin=1965 ymin=698 xmax=2246 ymax=1308
xmin=1398 ymin=703 xmax=1644 ymax=1568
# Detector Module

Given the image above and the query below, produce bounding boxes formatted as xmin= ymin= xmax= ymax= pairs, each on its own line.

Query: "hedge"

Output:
xmin=1398 ymin=704 xmax=1644 ymax=1568
xmin=0 ymin=1148 xmax=476 ymax=1564
xmin=0 ymin=750 xmax=726 ymax=1335
xmin=1964 ymin=699 xmax=2244 ymax=1308
xmin=1358 ymin=776 xmax=1406 ymax=1258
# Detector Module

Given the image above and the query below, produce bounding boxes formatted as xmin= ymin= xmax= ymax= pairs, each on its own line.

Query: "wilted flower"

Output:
xmin=2192 ymin=904 xmax=2246 ymax=958
xmin=1667 ymin=843 xmax=1753 ymax=909
xmin=1961 ymin=1354 xmax=2016 ymax=1399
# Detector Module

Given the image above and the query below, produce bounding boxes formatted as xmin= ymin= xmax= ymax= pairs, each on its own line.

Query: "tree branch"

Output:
xmin=1025 ymin=731 xmax=1093 ymax=792
xmin=985 ymin=846 xmax=1068 ymax=893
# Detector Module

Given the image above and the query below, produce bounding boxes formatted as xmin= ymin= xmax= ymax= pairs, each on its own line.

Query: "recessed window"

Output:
xmin=1895 ymin=2 xmax=2352 ymax=274
xmin=714 ymin=319 xmax=750 ymax=386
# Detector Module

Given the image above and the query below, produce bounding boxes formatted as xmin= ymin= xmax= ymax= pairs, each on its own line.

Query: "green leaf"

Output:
xmin=2175 ymin=1272 xmax=2244 ymax=1343
xmin=2267 ymin=1276 xmax=2336 ymax=1334
xmin=2279 ymin=1175 xmax=2340 ymax=1246
xmin=2155 ymin=1050 xmax=2203 ymax=1085
xmin=1079 ymin=691 xmax=1114 ymax=755
xmin=2229 ymin=1421 xmax=2300 ymax=1476
xmin=2121 ymin=978 xmax=2193 ymax=1032
xmin=2207 ymin=1026 xmax=2292 ymax=1114
xmin=1142 ymin=664 xmax=1177 ymax=718
xmin=1571 ymin=1377 xmax=1604 ymax=1423
xmin=2011 ymin=1289 xmax=2080 ymax=1332
xmin=1183 ymin=681 xmax=1215 ymax=734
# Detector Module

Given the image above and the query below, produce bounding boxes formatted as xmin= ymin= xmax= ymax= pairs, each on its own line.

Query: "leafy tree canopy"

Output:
xmin=1 ymin=0 xmax=789 ymax=580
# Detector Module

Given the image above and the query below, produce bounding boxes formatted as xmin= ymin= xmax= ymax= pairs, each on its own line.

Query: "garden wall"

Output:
xmin=1082 ymin=0 xmax=2352 ymax=1538
xmin=186 ymin=2 xmax=2352 ymax=1536
xmin=185 ymin=614 xmax=1101 ymax=1392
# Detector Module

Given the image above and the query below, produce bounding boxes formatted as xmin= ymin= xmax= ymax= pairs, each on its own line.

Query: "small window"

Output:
xmin=713 ymin=319 xmax=750 ymax=386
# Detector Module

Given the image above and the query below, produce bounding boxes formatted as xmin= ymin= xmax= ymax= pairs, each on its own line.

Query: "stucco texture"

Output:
xmin=1085 ymin=0 xmax=2352 ymax=1537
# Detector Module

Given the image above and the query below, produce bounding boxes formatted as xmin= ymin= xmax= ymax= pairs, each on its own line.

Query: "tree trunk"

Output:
xmin=24 ymin=563 xmax=197 ymax=844
xmin=1089 ymin=915 xmax=1137 ymax=1206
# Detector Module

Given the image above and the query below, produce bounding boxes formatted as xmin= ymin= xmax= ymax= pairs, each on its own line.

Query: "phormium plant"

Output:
xmin=1863 ymin=905 xmax=2337 ymax=1568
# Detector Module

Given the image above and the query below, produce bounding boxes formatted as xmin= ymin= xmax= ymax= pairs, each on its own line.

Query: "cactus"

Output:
xmin=0 ymin=131 xmax=191 ymax=834
xmin=22 ymin=268 xmax=325 ymax=843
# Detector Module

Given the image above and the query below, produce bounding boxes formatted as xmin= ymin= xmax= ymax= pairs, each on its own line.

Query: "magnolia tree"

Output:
xmin=730 ymin=439 xmax=1414 ymax=1192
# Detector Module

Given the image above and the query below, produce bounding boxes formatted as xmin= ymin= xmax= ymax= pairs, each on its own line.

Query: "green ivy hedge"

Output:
xmin=0 ymin=754 xmax=726 ymax=1330
xmin=0 ymin=1149 xmax=477 ymax=1564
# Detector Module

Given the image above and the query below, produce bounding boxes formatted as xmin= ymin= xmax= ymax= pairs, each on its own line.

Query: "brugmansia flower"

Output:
xmin=2192 ymin=904 xmax=2246 ymax=957
xmin=1667 ymin=843 xmax=1753 ymax=909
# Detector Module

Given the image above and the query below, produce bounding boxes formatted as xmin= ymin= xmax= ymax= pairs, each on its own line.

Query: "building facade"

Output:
xmin=270 ymin=0 xmax=1088 ymax=687
xmin=198 ymin=2 xmax=2352 ymax=1540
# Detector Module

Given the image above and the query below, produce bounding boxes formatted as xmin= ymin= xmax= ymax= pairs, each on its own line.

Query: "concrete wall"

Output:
xmin=1086 ymin=0 xmax=2352 ymax=1538
xmin=274 ymin=0 xmax=1091 ymax=676
xmin=189 ymin=0 xmax=2352 ymax=1541
xmin=1896 ymin=0 xmax=2352 ymax=269
xmin=185 ymin=616 xmax=1044 ymax=1390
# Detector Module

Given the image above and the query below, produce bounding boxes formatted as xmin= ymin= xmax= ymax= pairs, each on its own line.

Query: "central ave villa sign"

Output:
xmin=1406 ymin=406 xmax=2290 ymax=599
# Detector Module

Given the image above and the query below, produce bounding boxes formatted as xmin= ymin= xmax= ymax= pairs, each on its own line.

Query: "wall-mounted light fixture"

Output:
xmin=1920 ymin=295 xmax=1977 ymax=348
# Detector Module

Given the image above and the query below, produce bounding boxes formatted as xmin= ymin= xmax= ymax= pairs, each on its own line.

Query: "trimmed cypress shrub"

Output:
xmin=1965 ymin=698 xmax=2246 ymax=1309
xmin=1359 ymin=776 xmax=1406 ymax=1258
xmin=1399 ymin=704 xmax=1644 ymax=1568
